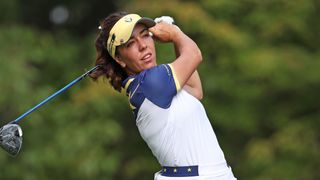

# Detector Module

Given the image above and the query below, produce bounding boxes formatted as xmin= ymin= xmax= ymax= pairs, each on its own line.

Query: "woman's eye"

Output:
xmin=143 ymin=32 xmax=150 ymax=37
xmin=126 ymin=41 xmax=134 ymax=48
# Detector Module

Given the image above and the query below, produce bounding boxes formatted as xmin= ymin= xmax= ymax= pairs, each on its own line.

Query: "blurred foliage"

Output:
xmin=0 ymin=0 xmax=319 ymax=179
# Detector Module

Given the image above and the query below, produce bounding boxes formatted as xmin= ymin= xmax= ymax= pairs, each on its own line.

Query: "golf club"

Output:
xmin=0 ymin=65 xmax=100 ymax=156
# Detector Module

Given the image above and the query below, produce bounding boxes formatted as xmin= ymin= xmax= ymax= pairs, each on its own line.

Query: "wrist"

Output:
xmin=171 ymin=26 xmax=185 ymax=43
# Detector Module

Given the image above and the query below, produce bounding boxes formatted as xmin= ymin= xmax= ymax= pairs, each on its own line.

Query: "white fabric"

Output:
xmin=136 ymin=90 xmax=229 ymax=169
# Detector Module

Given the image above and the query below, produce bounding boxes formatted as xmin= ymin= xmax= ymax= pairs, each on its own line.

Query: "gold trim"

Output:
xmin=129 ymin=102 xmax=136 ymax=110
xmin=168 ymin=64 xmax=181 ymax=91
xmin=124 ymin=78 xmax=134 ymax=90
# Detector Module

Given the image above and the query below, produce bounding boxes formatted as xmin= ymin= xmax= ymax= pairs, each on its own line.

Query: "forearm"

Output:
xmin=170 ymin=27 xmax=202 ymax=87
xmin=174 ymin=43 xmax=203 ymax=100
xmin=149 ymin=22 xmax=202 ymax=90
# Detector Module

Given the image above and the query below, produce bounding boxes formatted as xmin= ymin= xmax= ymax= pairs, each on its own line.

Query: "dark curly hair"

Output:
xmin=90 ymin=11 xmax=129 ymax=92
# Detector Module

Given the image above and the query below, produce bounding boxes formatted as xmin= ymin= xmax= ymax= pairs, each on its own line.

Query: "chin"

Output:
xmin=148 ymin=62 xmax=157 ymax=69
xmin=145 ymin=60 xmax=156 ymax=67
xmin=142 ymin=65 xmax=153 ymax=71
xmin=139 ymin=59 xmax=157 ymax=72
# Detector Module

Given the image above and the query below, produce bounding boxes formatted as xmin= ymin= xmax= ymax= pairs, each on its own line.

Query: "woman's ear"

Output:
xmin=114 ymin=55 xmax=126 ymax=68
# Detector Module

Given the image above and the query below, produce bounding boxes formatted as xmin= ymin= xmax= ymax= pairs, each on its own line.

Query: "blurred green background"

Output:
xmin=0 ymin=0 xmax=319 ymax=179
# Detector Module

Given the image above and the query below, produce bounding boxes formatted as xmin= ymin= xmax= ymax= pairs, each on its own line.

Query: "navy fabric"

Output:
xmin=142 ymin=64 xmax=177 ymax=108
xmin=161 ymin=166 xmax=199 ymax=177
xmin=122 ymin=64 xmax=178 ymax=116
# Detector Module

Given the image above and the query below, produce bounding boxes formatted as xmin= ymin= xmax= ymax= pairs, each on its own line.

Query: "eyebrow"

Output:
xmin=128 ymin=27 xmax=149 ymax=40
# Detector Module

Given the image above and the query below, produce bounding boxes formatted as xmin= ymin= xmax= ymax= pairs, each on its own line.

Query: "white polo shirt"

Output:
xmin=122 ymin=64 xmax=227 ymax=167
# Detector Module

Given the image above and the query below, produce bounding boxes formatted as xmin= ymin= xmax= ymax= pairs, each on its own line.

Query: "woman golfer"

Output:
xmin=91 ymin=11 xmax=237 ymax=180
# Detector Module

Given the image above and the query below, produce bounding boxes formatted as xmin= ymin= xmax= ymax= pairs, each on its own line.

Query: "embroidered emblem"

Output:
xmin=124 ymin=17 xmax=132 ymax=22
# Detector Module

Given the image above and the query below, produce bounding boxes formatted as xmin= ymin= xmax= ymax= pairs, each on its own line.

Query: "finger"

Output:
xmin=149 ymin=26 xmax=156 ymax=33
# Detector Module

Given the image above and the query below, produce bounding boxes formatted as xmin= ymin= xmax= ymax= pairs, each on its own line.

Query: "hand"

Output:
xmin=149 ymin=22 xmax=181 ymax=43
xmin=154 ymin=16 xmax=175 ymax=24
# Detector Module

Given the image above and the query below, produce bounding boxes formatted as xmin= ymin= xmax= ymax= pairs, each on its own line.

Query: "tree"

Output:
xmin=0 ymin=0 xmax=319 ymax=179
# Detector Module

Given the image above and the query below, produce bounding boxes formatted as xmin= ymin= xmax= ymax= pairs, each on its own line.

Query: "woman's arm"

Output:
xmin=183 ymin=71 xmax=203 ymax=100
xmin=173 ymin=41 xmax=203 ymax=100
xmin=149 ymin=23 xmax=203 ymax=94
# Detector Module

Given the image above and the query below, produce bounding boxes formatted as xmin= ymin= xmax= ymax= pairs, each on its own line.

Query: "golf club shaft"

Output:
xmin=9 ymin=65 xmax=100 ymax=124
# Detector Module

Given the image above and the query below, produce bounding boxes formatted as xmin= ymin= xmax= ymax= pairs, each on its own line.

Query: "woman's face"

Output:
xmin=115 ymin=24 xmax=157 ymax=75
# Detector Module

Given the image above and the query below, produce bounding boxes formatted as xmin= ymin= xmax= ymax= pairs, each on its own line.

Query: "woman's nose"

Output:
xmin=138 ymin=38 xmax=147 ymax=51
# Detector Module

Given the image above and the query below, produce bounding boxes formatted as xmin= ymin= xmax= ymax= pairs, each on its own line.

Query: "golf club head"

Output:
xmin=0 ymin=124 xmax=23 ymax=156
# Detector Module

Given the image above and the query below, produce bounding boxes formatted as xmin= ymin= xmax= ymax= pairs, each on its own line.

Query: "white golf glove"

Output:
xmin=154 ymin=16 xmax=175 ymax=24
xmin=150 ymin=16 xmax=176 ymax=37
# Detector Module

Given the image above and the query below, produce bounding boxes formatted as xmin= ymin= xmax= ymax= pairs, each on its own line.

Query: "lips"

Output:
xmin=141 ymin=53 xmax=152 ymax=62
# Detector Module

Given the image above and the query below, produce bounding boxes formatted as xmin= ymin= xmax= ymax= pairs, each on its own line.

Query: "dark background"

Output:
xmin=0 ymin=0 xmax=319 ymax=179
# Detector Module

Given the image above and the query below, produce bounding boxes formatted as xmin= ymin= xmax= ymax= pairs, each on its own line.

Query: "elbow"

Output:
xmin=196 ymin=90 xmax=203 ymax=100
xmin=199 ymin=92 xmax=203 ymax=100
xmin=183 ymin=85 xmax=203 ymax=100
xmin=187 ymin=43 xmax=202 ymax=64
xmin=192 ymin=90 xmax=203 ymax=100
xmin=195 ymin=48 xmax=203 ymax=65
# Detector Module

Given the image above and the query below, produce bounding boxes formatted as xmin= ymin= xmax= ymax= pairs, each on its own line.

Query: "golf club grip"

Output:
xmin=9 ymin=65 xmax=100 ymax=124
